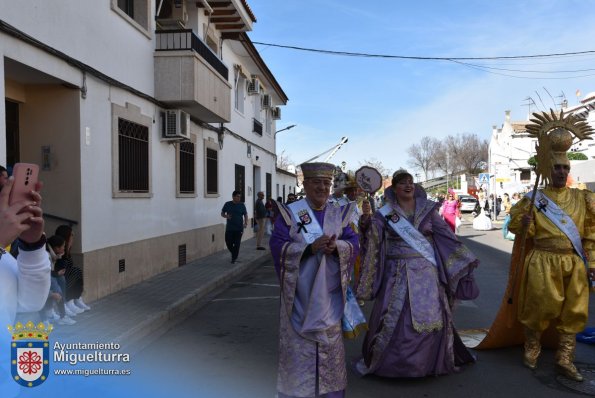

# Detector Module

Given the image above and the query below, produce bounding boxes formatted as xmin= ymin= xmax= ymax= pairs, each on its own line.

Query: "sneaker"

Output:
xmin=64 ymin=305 xmax=78 ymax=317
xmin=256 ymin=247 xmax=266 ymax=250
xmin=57 ymin=316 xmax=76 ymax=325
xmin=50 ymin=308 xmax=61 ymax=320
xmin=66 ymin=300 xmax=84 ymax=314
xmin=74 ymin=298 xmax=91 ymax=311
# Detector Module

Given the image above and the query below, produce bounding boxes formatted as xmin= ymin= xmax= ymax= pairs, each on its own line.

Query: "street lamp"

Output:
xmin=275 ymin=124 xmax=296 ymax=137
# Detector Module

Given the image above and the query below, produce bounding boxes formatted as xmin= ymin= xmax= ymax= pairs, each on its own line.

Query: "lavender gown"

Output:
xmin=271 ymin=201 xmax=359 ymax=398
xmin=356 ymin=190 xmax=478 ymax=377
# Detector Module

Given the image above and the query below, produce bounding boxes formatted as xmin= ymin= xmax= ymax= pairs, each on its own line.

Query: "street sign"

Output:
xmin=478 ymin=173 xmax=490 ymax=184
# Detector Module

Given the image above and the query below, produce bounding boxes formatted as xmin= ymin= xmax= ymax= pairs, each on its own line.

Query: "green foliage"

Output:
xmin=567 ymin=152 xmax=588 ymax=160
xmin=527 ymin=152 xmax=587 ymax=167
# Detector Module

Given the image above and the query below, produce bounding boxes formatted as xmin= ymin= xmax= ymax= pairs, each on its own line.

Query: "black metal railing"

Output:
xmin=155 ymin=30 xmax=228 ymax=80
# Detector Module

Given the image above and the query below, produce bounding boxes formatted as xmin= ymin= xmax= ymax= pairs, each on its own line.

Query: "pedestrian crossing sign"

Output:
xmin=478 ymin=173 xmax=490 ymax=184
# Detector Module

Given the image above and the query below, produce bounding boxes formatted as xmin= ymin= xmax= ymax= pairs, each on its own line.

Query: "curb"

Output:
xmin=117 ymin=254 xmax=271 ymax=352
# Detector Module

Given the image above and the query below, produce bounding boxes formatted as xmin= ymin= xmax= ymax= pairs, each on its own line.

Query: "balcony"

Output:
xmin=154 ymin=30 xmax=231 ymax=123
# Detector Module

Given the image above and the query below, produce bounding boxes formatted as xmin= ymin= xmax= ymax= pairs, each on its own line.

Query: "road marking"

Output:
xmin=212 ymin=296 xmax=279 ymax=302
xmin=233 ymin=282 xmax=280 ymax=287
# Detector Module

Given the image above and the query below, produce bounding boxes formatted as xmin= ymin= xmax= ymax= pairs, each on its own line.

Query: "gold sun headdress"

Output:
xmin=525 ymin=109 xmax=594 ymax=186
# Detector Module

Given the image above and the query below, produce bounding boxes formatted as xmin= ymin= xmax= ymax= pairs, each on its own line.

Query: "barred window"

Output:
xmin=178 ymin=141 xmax=195 ymax=194
xmin=206 ymin=147 xmax=218 ymax=195
xmin=118 ymin=118 xmax=149 ymax=192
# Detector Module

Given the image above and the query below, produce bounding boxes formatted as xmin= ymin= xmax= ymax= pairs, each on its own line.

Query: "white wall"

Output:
xmin=0 ymin=0 xmax=155 ymax=94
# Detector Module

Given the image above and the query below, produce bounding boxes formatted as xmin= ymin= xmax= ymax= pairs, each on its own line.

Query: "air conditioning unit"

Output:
xmin=272 ymin=107 xmax=281 ymax=120
xmin=261 ymin=94 xmax=272 ymax=109
xmin=248 ymin=76 xmax=261 ymax=95
xmin=161 ymin=110 xmax=190 ymax=140
xmin=156 ymin=0 xmax=188 ymax=28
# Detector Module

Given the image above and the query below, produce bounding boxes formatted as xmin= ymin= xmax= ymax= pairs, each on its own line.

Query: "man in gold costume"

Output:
xmin=509 ymin=162 xmax=595 ymax=381
xmin=476 ymin=111 xmax=594 ymax=382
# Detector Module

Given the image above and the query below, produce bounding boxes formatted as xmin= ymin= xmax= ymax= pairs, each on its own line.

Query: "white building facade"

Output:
xmin=489 ymin=96 xmax=595 ymax=196
xmin=0 ymin=0 xmax=289 ymax=300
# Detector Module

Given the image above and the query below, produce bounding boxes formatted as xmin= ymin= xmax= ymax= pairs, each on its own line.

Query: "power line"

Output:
xmin=252 ymin=41 xmax=595 ymax=61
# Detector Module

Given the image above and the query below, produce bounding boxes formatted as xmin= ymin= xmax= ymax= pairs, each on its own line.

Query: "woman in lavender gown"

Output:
xmin=355 ymin=169 xmax=479 ymax=377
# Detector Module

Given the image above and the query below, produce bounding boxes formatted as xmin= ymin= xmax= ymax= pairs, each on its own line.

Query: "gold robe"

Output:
xmin=477 ymin=186 xmax=594 ymax=349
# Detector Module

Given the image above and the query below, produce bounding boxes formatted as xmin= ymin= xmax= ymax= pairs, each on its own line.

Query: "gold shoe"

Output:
xmin=523 ymin=328 xmax=541 ymax=370
xmin=555 ymin=363 xmax=584 ymax=382
xmin=555 ymin=334 xmax=584 ymax=382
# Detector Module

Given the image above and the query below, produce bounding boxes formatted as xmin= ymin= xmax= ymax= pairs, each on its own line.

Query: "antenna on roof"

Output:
xmin=522 ymin=97 xmax=536 ymax=119
xmin=556 ymin=91 xmax=568 ymax=109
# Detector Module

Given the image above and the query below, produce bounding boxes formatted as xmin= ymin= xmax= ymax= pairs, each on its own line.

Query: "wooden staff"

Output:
xmin=507 ymin=171 xmax=541 ymax=305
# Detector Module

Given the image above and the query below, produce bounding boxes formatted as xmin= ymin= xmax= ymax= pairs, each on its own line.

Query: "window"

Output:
xmin=112 ymin=103 xmax=152 ymax=198
xmin=253 ymin=92 xmax=262 ymax=122
xmin=234 ymin=70 xmax=246 ymax=113
xmin=266 ymin=173 xmax=272 ymax=201
xmin=265 ymin=109 xmax=272 ymax=135
xmin=205 ymin=140 xmax=219 ymax=197
xmin=112 ymin=0 xmax=150 ymax=37
xmin=176 ymin=137 xmax=196 ymax=197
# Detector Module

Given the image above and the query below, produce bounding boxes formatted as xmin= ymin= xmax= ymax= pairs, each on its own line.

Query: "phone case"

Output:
xmin=9 ymin=163 xmax=39 ymax=205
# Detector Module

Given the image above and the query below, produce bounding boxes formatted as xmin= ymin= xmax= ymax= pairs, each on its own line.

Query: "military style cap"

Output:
xmin=300 ymin=162 xmax=336 ymax=180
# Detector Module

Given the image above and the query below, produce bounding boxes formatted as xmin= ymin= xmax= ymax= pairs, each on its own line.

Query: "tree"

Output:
xmin=358 ymin=157 xmax=390 ymax=178
xmin=568 ymin=152 xmax=588 ymax=160
xmin=276 ymin=150 xmax=294 ymax=171
xmin=407 ymin=136 xmax=440 ymax=180
xmin=434 ymin=133 xmax=488 ymax=175
xmin=528 ymin=152 xmax=587 ymax=166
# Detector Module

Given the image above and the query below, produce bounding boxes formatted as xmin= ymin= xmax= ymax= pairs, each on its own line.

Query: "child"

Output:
xmin=41 ymin=235 xmax=76 ymax=325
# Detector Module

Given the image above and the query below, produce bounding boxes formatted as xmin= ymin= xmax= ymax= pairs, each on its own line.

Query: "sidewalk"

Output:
xmin=50 ymin=237 xmax=271 ymax=351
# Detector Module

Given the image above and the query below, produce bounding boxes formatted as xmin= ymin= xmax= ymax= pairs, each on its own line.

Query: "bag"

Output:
xmin=455 ymin=216 xmax=462 ymax=232
xmin=253 ymin=221 xmax=259 ymax=233
xmin=454 ymin=273 xmax=480 ymax=300
xmin=342 ymin=286 xmax=368 ymax=339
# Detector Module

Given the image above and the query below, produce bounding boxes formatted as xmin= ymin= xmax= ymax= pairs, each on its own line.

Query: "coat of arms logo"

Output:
xmin=8 ymin=321 xmax=53 ymax=387
xmin=298 ymin=209 xmax=312 ymax=225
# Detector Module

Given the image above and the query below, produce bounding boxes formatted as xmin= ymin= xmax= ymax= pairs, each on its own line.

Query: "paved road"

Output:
xmin=135 ymin=219 xmax=595 ymax=397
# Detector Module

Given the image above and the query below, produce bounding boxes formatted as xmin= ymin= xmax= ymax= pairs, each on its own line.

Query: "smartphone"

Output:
xmin=9 ymin=163 xmax=39 ymax=206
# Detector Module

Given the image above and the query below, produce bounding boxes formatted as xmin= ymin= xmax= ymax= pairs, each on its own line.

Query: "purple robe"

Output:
xmin=270 ymin=201 xmax=359 ymax=397
xmin=356 ymin=192 xmax=478 ymax=377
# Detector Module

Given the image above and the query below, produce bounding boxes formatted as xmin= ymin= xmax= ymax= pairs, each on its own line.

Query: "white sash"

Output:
xmin=287 ymin=200 xmax=324 ymax=244
xmin=378 ymin=204 xmax=437 ymax=267
xmin=526 ymin=190 xmax=588 ymax=264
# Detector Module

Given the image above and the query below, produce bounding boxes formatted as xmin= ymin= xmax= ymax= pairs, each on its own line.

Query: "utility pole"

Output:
xmin=446 ymin=152 xmax=449 ymax=194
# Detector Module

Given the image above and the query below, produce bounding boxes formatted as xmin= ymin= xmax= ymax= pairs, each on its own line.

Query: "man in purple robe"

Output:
xmin=270 ymin=162 xmax=359 ymax=398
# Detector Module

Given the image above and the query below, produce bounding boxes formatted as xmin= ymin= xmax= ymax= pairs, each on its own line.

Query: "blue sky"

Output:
xmin=247 ymin=0 xmax=595 ymax=175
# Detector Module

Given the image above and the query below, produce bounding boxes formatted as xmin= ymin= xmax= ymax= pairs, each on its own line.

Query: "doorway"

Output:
xmin=5 ymin=99 xmax=20 ymax=170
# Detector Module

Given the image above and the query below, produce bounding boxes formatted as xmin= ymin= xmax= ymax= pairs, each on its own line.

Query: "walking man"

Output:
xmin=254 ymin=191 xmax=267 ymax=250
xmin=221 ymin=191 xmax=248 ymax=263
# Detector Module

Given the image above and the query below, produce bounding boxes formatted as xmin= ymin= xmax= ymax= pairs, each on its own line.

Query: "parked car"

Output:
xmin=458 ymin=195 xmax=479 ymax=213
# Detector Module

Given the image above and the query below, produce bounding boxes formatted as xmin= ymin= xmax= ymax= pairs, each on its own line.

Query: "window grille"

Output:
xmin=179 ymin=141 xmax=195 ymax=194
xmin=118 ymin=118 xmax=149 ymax=192
xmin=206 ymin=148 xmax=218 ymax=194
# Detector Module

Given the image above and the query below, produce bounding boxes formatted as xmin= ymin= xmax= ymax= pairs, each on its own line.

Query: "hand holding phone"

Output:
xmin=0 ymin=163 xmax=45 ymax=246
xmin=9 ymin=163 xmax=39 ymax=206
